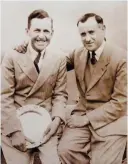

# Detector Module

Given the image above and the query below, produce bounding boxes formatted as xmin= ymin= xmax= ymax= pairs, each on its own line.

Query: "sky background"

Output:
xmin=1 ymin=1 xmax=127 ymax=52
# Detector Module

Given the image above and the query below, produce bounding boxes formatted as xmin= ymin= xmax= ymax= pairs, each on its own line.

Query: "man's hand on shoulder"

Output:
xmin=14 ymin=41 xmax=28 ymax=53
xmin=10 ymin=131 xmax=27 ymax=152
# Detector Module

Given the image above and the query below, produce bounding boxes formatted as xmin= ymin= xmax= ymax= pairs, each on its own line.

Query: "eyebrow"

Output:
xmin=34 ymin=28 xmax=40 ymax=30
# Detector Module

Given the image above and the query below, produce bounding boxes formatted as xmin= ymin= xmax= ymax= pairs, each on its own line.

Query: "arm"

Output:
xmin=86 ymin=57 xmax=127 ymax=130
xmin=1 ymin=52 xmax=22 ymax=136
xmin=42 ymin=57 xmax=68 ymax=143
xmin=51 ymin=56 xmax=68 ymax=123
xmin=1 ymin=52 xmax=27 ymax=151
xmin=14 ymin=43 xmax=75 ymax=72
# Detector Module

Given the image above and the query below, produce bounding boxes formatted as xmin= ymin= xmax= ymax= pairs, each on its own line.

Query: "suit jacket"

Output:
xmin=67 ymin=42 xmax=127 ymax=136
xmin=1 ymin=48 xmax=68 ymax=136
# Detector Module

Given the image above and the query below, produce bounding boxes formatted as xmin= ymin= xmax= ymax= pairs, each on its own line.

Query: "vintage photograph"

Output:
xmin=1 ymin=1 xmax=127 ymax=164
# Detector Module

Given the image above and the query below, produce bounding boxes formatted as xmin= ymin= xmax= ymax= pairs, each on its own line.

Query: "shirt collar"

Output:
xmin=27 ymin=42 xmax=45 ymax=62
xmin=89 ymin=40 xmax=106 ymax=61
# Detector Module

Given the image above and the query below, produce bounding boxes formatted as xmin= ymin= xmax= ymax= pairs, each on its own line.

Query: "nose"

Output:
xmin=38 ymin=32 xmax=46 ymax=40
xmin=85 ymin=34 xmax=91 ymax=43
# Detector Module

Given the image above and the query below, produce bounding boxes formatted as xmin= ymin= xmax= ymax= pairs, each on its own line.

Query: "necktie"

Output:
xmin=34 ymin=52 xmax=41 ymax=73
xmin=91 ymin=51 xmax=97 ymax=65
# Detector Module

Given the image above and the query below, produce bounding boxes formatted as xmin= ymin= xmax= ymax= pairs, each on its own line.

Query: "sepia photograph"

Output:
xmin=1 ymin=1 xmax=127 ymax=164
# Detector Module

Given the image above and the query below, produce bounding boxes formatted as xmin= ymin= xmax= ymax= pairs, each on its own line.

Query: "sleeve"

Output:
xmin=66 ymin=50 xmax=75 ymax=71
xmin=51 ymin=56 xmax=68 ymax=123
xmin=86 ymin=57 xmax=127 ymax=130
xmin=1 ymin=52 xmax=22 ymax=136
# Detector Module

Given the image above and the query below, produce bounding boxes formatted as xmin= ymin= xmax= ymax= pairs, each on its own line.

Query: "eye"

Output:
xmin=81 ymin=32 xmax=86 ymax=37
xmin=34 ymin=29 xmax=40 ymax=32
xmin=43 ymin=29 xmax=50 ymax=33
xmin=89 ymin=30 xmax=94 ymax=34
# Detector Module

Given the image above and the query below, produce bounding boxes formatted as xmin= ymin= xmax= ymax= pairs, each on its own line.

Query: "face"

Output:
xmin=27 ymin=17 xmax=53 ymax=52
xmin=78 ymin=17 xmax=105 ymax=51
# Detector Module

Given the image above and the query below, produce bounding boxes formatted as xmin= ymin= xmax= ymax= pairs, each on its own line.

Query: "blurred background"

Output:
xmin=1 ymin=1 xmax=127 ymax=103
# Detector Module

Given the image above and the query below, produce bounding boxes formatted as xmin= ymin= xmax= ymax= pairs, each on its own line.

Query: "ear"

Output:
xmin=26 ymin=28 xmax=32 ymax=39
xmin=51 ymin=29 xmax=54 ymax=36
xmin=25 ymin=28 xmax=31 ymax=36
xmin=102 ymin=25 xmax=106 ymax=30
xmin=25 ymin=28 xmax=28 ymax=33
xmin=50 ymin=29 xmax=54 ymax=39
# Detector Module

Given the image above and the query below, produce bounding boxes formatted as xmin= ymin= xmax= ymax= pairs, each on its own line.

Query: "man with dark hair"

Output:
xmin=58 ymin=13 xmax=127 ymax=164
xmin=1 ymin=9 xmax=67 ymax=164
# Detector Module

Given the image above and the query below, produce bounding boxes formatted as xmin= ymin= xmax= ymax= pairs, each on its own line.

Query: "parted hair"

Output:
xmin=77 ymin=13 xmax=104 ymax=26
xmin=28 ymin=9 xmax=53 ymax=29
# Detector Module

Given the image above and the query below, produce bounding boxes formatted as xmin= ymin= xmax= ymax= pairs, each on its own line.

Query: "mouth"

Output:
xmin=86 ymin=42 xmax=94 ymax=45
xmin=36 ymin=40 xmax=47 ymax=46
xmin=36 ymin=40 xmax=46 ymax=43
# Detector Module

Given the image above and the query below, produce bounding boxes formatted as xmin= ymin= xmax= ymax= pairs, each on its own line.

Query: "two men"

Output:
xmin=1 ymin=9 xmax=67 ymax=164
xmin=2 ymin=10 xmax=127 ymax=164
xmin=58 ymin=13 xmax=127 ymax=164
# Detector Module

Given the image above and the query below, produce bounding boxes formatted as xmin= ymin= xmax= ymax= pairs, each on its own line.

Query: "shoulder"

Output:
xmin=2 ymin=49 xmax=23 ymax=60
xmin=46 ymin=47 xmax=67 ymax=63
xmin=105 ymin=42 xmax=127 ymax=64
xmin=2 ymin=49 xmax=22 ymax=64
xmin=74 ymin=46 xmax=86 ymax=56
xmin=66 ymin=46 xmax=86 ymax=61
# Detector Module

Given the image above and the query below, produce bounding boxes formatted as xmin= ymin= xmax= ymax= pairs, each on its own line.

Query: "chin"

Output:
xmin=36 ymin=45 xmax=47 ymax=51
xmin=86 ymin=47 xmax=94 ymax=51
xmin=85 ymin=45 xmax=96 ymax=51
xmin=38 ymin=47 xmax=45 ymax=51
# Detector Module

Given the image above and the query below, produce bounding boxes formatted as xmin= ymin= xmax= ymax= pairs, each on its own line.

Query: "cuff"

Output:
xmin=2 ymin=116 xmax=22 ymax=136
xmin=52 ymin=106 xmax=66 ymax=125
xmin=86 ymin=109 xmax=106 ymax=130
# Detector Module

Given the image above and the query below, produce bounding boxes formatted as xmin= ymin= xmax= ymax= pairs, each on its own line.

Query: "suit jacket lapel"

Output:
xmin=87 ymin=44 xmax=110 ymax=92
xmin=27 ymin=49 xmax=56 ymax=96
xmin=76 ymin=48 xmax=88 ymax=93
xmin=15 ymin=51 xmax=38 ymax=83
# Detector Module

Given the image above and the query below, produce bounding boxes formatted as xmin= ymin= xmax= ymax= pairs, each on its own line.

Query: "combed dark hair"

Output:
xmin=77 ymin=13 xmax=104 ymax=26
xmin=28 ymin=9 xmax=52 ymax=29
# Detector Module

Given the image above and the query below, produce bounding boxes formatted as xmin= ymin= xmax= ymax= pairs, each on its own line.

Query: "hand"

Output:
xmin=67 ymin=115 xmax=89 ymax=128
xmin=42 ymin=117 xmax=61 ymax=144
xmin=14 ymin=41 xmax=28 ymax=53
xmin=10 ymin=131 xmax=27 ymax=152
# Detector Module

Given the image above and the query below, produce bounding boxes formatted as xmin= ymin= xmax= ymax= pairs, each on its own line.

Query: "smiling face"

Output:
xmin=78 ymin=17 xmax=105 ymax=51
xmin=26 ymin=17 xmax=53 ymax=52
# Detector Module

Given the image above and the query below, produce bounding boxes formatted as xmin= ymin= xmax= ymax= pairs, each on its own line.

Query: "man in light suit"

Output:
xmin=1 ymin=9 xmax=68 ymax=164
xmin=58 ymin=13 xmax=127 ymax=164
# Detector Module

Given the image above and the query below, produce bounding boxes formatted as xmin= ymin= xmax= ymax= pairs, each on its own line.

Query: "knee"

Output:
xmin=58 ymin=142 xmax=71 ymax=157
